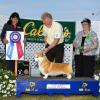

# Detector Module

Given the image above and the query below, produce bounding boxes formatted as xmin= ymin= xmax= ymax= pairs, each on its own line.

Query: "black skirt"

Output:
xmin=74 ymin=55 xmax=95 ymax=77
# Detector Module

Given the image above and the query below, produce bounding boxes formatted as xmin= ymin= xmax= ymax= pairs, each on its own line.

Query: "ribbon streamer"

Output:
xmin=7 ymin=31 xmax=23 ymax=59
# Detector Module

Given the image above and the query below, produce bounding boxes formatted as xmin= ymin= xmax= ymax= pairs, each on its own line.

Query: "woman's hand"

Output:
xmin=3 ymin=39 xmax=9 ymax=44
xmin=83 ymin=48 xmax=91 ymax=53
xmin=23 ymin=38 xmax=26 ymax=43
xmin=83 ymin=40 xmax=98 ymax=53
xmin=73 ymin=42 xmax=79 ymax=48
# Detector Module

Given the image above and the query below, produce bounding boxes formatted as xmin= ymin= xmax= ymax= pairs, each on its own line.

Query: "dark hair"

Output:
xmin=81 ymin=18 xmax=91 ymax=25
xmin=7 ymin=12 xmax=21 ymax=26
xmin=41 ymin=12 xmax=52 ymax=20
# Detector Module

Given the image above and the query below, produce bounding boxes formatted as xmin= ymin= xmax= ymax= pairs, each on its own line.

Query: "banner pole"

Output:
xmin=15 ymin=60 xmax=18 ymax=76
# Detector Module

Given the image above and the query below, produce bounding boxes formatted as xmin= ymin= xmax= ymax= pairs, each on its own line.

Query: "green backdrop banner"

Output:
xmin=20 ymin=19 xmax=75 ymax=44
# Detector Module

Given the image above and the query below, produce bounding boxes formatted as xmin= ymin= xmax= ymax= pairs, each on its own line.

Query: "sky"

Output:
xmin=0 ymin=0 xmax=100 ymax=21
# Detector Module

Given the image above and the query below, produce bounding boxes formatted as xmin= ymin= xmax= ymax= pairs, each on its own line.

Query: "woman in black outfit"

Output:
xmin=73 ymin=18 xmax=99 ymax=78
xmin=0 ymin=12 xmax=23 ymax=72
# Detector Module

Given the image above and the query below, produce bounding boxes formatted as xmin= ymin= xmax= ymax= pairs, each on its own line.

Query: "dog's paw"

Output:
xmin=43 ymin=75 xmax=48 ymax=79
xmin=94 ymin=75 xmax=99 ymax=80
xmin=67 ymin=74 xmax=72 ymax=79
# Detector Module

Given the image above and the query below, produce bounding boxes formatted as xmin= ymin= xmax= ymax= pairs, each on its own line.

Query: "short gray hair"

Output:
xmin=41 ymin=12 xmax=52 ymax=20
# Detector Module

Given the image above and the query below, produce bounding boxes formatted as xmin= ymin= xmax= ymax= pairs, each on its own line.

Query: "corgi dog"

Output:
xmin=35 ymin=52 xmax=73 ymax=79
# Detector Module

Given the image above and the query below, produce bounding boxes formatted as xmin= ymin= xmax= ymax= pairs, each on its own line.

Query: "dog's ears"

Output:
xmin=34 ymin=54 xmax=37 ymax=57
xmin=35 ymin=51 xmax=42 ymax=55
xmin=43 ymin=52 xmax=46 ymax=56
xmin=35 ymin=51 xmax=46 ymax=56
xmin=35 ymin=51 xmax=44 ymax=55
xmin=41 ymin=50 xmax=46 ymax=56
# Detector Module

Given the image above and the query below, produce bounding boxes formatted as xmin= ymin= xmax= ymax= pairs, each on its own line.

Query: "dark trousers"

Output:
xmin=6 ymin=60 xmax=15 ymax=72
xmin=74 ymin=55 xmax=95 ymax=77
xmin=45 ymin=43 xmax=64 ymax=63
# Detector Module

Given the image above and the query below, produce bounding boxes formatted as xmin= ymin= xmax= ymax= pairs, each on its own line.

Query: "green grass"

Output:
xmin=0 ymin=95 xmax=100 ymax=100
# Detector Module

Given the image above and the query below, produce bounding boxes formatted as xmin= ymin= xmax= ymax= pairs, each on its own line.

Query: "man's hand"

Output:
xmin=43 ymin=48 xmax=49 ymax=54
xmin=3 ymin=39 xmax=9 ymax=44
xmin=43 ymin=38 xmax=60 ymax=54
